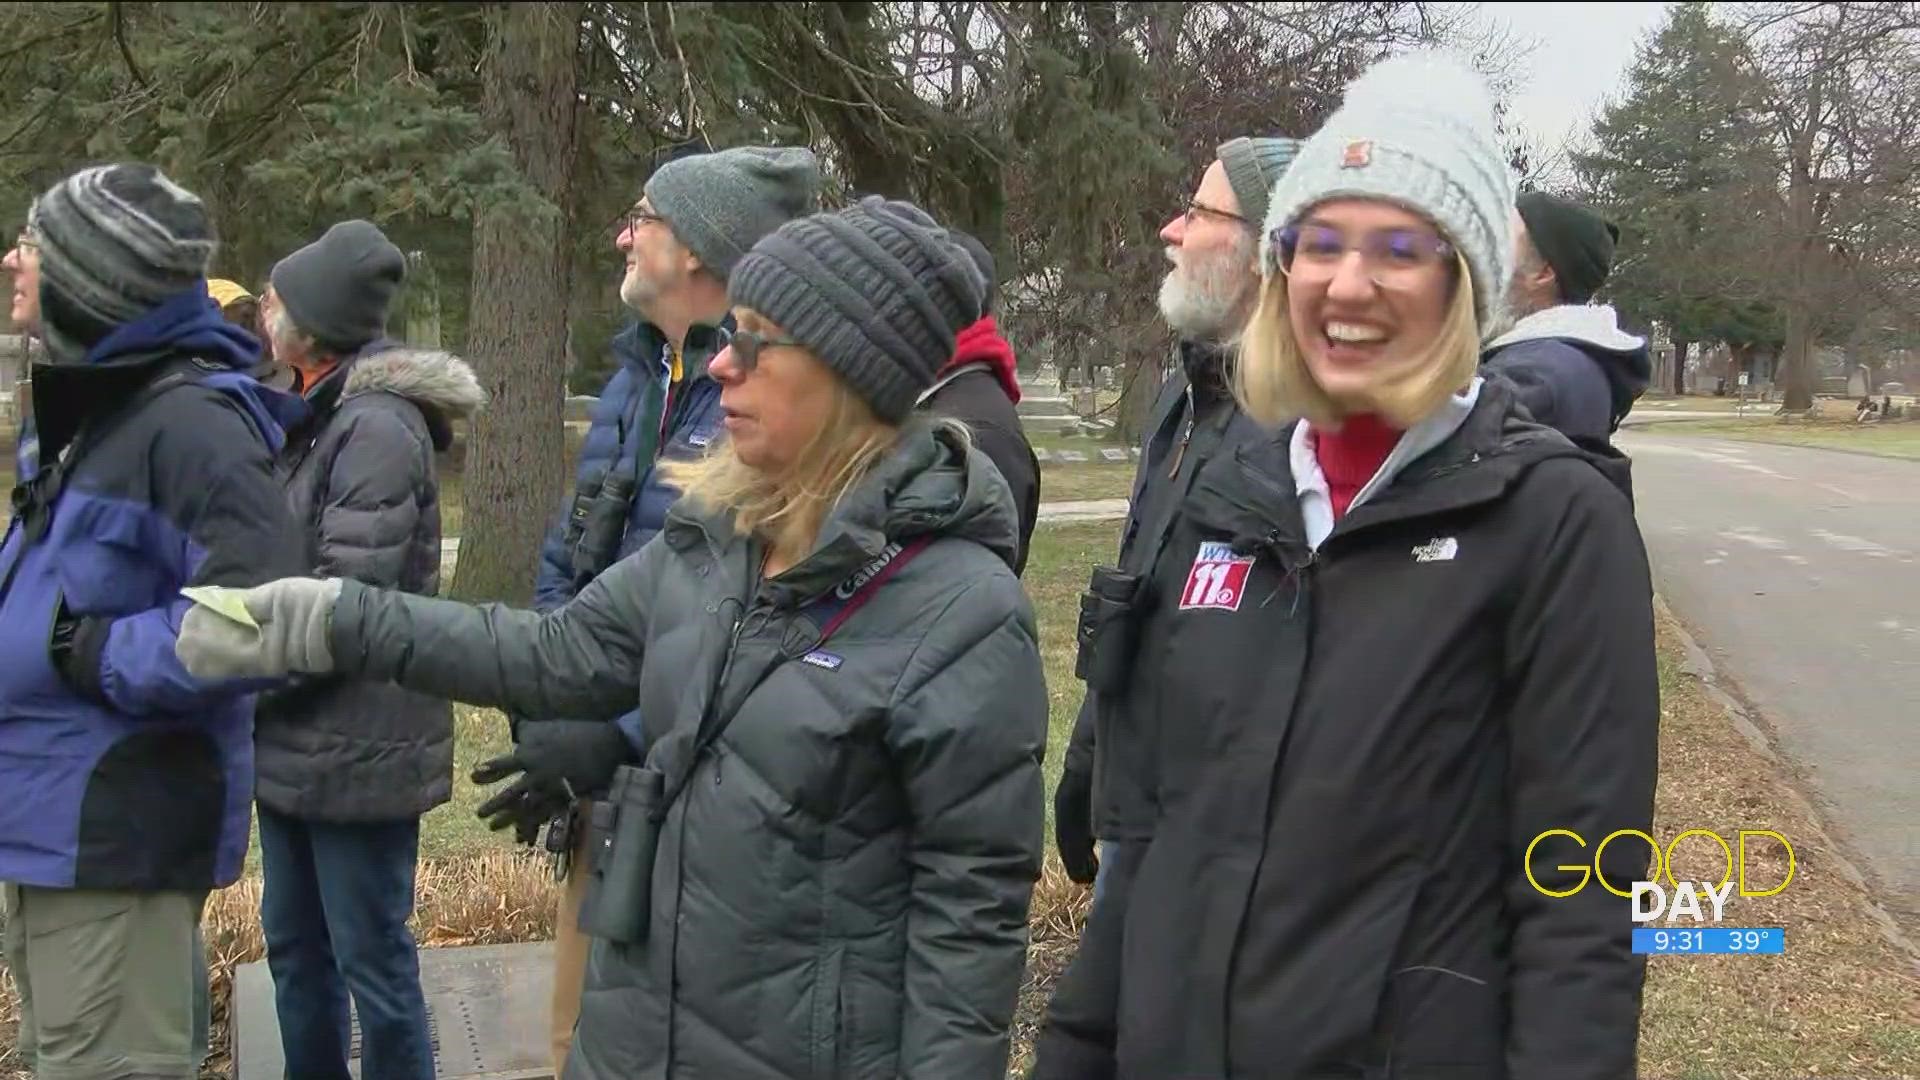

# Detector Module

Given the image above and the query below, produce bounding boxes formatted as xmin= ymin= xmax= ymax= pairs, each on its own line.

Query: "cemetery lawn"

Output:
xmin=1660 ymin=417 xmax=1920 ymax=460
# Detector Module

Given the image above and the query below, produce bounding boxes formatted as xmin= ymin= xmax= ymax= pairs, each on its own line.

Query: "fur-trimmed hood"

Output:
xmin=342 ymin=345 xmax=486 ymax=452
xmin=344 ymin=346 xmax=487 ymax=417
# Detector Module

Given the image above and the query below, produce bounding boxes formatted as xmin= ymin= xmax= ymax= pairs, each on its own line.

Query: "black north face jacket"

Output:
xmin=1036 ymin=380 xmax=1660 ymax=1080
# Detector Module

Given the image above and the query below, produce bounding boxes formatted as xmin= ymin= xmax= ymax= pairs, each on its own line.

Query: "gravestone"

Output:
xmin=233 ymin=942 xmax=555 ymax=1080
xmin=1848 ymin=364 xmax=1871 ymax=399
xmin=1057 ymin=449 xmax=1089 ymax=464
xmin=1100 ymin=448 xmax=1129 ymax=463
xmin=1034 ymin=447 xmax=1053 ymax=463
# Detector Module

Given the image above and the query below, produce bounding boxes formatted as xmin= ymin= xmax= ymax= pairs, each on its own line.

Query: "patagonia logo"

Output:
xmin=1412 ymin=537 xmax=1459 ymax=563
xmin=800 ymin=650 xmax=844 ymax=671
xmin=835 ymin=542 xmax=908 ymax=600
xmin=687 ymin=427 xmax=716 ymax=449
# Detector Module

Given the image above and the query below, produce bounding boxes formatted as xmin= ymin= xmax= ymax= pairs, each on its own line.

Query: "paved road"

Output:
xmin=1618 ymin=429 xmax=1919 ymax=926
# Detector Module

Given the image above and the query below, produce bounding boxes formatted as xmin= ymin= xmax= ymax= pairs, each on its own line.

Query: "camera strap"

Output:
xmin=655 ymin=533 xmax=937 ymax=817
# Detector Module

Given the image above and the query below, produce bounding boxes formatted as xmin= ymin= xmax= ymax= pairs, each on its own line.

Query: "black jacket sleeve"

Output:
xmin=1501 ymin=463 xmax=1659 ymax=1078
xmin=1063 ymin=692 xmax=1097 ymax=776
xmin=968 ymin=416 xmax=1040 ymax=576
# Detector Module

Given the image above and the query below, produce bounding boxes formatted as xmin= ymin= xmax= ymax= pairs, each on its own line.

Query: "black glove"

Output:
xmin=1053 ymin=765 xmax=1098 ymax=885
xmin=472 ymin=720 xmax=632 ymax=835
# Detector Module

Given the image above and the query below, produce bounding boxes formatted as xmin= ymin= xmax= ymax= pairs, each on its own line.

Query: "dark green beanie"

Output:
xmin=1517 ymin=192 xmax=1619 ymax=305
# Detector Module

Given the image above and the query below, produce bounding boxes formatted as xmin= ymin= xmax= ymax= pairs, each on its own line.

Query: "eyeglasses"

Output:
xmin=727 ymin=329 xmax=805 ymax=373
xmin=1184 ymin=199 xmax=1249 ymax=229
xmin=1271 ymin=223 xmax=1456 ymax=287
xmin=622 ymin=204 xmax=668 ymax=238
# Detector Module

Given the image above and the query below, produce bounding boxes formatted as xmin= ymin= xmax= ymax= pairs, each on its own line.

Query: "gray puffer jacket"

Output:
xmin=328 ymin=420 xmax=1048 ymax=1079
xmin=255 ymin=344 xmax=485 ymax=822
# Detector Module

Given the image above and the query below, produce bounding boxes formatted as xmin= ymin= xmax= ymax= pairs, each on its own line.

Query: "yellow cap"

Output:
xmin=207 ymin=279 xmax=254 ymax=308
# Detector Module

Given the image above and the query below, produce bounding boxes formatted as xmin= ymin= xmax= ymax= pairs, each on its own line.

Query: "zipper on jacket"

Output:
xmin=1166 ymin=384 xmax=1198 ymax=479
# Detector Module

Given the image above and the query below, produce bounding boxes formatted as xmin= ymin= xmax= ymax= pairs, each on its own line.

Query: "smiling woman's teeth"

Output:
xmin=1326 ymin=322 xmax=1387 ymax=343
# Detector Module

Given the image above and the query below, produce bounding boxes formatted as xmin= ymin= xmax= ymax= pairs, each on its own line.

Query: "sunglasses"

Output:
xmin=1271 ymin=223 xmax=1456 ymax=286
xmin=728 ymin=328 xmax=804 ymax=373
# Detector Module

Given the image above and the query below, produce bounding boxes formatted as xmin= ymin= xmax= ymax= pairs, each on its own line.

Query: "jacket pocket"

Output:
xmin=76 ymin=729 xmax=224 ymax=890
xmin=810 ymin=944 xmax=846 ymax=1080
xmin=1379 ymin=964 xmax=1502 ymax=1076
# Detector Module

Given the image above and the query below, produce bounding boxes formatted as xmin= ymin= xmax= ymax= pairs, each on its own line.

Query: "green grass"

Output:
xmin=1659 ymin=417 xmax=1920 ymax=460
xmin=1022 ymin=521 xmax=1119 ymax=810
xmin=1040 ymin=464 xmax=1135 ymax=504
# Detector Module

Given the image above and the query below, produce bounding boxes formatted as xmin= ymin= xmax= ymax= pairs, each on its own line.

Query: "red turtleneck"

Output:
xmin=1313 ymin=413 xmax=1403 ymax=520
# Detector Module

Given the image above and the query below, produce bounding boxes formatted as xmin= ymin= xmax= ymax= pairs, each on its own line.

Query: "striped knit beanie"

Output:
xmin=28 ymin=163 xmax=216 ymax=363
xmin=727 ymin=196 xmax=985 ymax=422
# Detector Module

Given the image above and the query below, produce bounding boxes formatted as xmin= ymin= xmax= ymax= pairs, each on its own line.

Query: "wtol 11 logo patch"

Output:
xmin=1526 ymin=829 xmax=1793 ymax=956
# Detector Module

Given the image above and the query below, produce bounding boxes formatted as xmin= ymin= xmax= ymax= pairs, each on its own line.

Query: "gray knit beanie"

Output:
xmin=728 ymin=196 xmax=986 ymax=422
xmin=28 ymin=163 xmax=216 ymax=364
xmin=645 ymin=146 xmax=821 ymax=281
xmin=1259 ymin=50 xmax=1516 ymax=331
xmin=270 ymin=220 xmax=406 ymax=354
xmin=1217 ymin=136 xmax=1302 ymax=227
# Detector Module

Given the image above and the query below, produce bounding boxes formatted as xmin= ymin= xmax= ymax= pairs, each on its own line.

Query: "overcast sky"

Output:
xmin=1486 ymin=2 xmax=1674 ymax=154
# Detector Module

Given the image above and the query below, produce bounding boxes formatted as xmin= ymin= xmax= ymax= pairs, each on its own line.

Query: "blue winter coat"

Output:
xmin=531 ymin=318 xmax=728 ymax=746
xmin=1480 ymin=304 xmax=1651 ymax=443
xmin=0 ymin=286 xmax=306 ymax=891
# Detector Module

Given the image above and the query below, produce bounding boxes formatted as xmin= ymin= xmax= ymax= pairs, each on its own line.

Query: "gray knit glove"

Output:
xmin=176 ymin=577 xmax=343 ymax=681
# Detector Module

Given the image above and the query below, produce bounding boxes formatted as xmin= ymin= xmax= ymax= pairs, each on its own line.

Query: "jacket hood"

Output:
xmin=945 ymin=316 xmax=1021 ymax=403
xmin=339 ymin=344 xmax=485 ymax=452
xmin=345 ymin=346 xmax=486 ymax=417
xmin=672 ymin=418 xmax=1021 ymax=607
xmin=79 ymin=282 xmax=263 ymax=372
xmin=1485 ymin=304 xmax=1651 ymax=424
xmin=28 ymin=285 xmax=303 ymax=463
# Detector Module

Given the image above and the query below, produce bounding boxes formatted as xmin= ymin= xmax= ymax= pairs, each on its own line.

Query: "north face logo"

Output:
xmin=1412 ymin=537 xmax=1459 ymax=563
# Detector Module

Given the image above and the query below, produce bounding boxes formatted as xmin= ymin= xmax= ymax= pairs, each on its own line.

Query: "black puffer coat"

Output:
xmin=253 ymin=344 xmax=485 ymax=822
xmin=1036 ymin=380 xmax=1660 ymax=1080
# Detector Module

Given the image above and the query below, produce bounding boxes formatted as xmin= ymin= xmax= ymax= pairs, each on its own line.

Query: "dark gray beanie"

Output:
xmin=29 ymin=163 xmax=216 ymax=363
xmin=728 ymin=196 xmax=986 ymax=422
xmin=645 ymin=145 xmax=821 ymax=281
xmin=1216 ymin=136 xmax=1302 ymax=227
xmin=270 ymin=220 xmax=405 ymax=353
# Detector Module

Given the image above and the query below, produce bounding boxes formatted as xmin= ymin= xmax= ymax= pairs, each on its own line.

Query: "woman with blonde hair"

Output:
xmin=175 ymin=196 xmax=1048 ymax=1079
xmin=1035 ymin=52 xmax=1659 ymax=1079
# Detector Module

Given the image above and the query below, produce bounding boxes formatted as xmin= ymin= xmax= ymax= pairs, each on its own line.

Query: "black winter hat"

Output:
xmin=1517 ymin=192 xmax=1619 ymax=305
xmin=270 ymin=220 xmax=405 ymax=353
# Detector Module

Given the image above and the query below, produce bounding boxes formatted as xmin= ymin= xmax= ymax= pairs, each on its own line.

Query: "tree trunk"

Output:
xmin=1674 ymin=339 xmax=1691 ymax=395
xmin=451 ymin=2 xmax=581 ymax=603
xmin=1781 ymin=301 xmax=1816 ymax=411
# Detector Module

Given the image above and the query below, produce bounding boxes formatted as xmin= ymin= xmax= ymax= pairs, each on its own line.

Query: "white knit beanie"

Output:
xmin=1259 ymin=50 xmax=1517 ymax=332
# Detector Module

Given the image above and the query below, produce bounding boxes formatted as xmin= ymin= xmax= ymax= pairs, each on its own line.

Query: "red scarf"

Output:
xmin=1313 ymin=413 xmax=1402 ymax=520
xmin=943 ymin=316 xmax=1021 ymax=403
